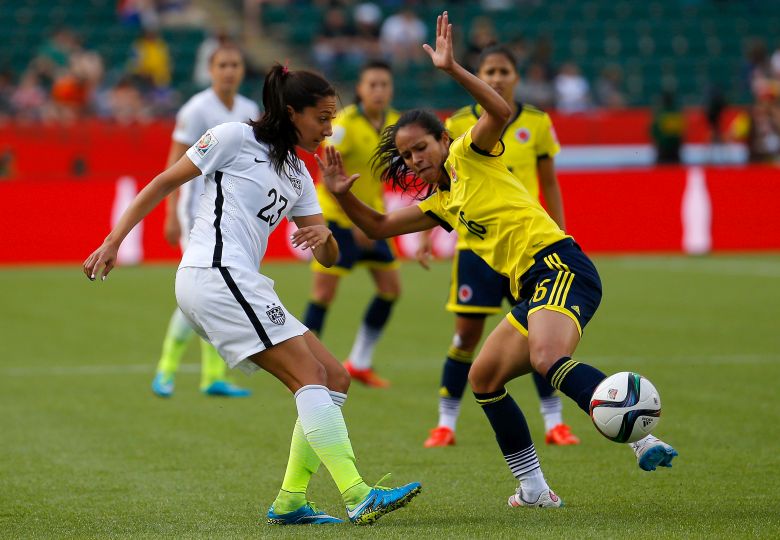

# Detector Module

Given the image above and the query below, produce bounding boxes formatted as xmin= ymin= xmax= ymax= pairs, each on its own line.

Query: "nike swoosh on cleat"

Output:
xmin=346 ymin=495 xmax=373 ymax=519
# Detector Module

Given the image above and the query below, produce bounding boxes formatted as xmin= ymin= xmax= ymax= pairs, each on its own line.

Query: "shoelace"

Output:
xmin=372 ymin=473 xmax=392 ymax=491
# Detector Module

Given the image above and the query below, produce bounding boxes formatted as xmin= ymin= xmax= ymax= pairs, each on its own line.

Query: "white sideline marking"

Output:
xmin=1 ymin=363 xmax=200 ymax=377
xmin=612 ymin=258 xmax=780 ymax=278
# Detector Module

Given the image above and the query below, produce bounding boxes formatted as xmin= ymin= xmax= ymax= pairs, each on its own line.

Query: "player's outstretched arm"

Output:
xmin=291 ymin=214 xmax=339 ymax=268
xmin=423 ymin=11 xmax=510 ymax=152
xmin=317 ymin=146 xmax=438 ymax=239
xmin=83 ymin=156 xmax=201 ymax=281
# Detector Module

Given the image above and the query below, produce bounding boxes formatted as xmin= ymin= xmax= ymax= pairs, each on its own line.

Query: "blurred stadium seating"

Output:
xmin=253 ymin=0 xmax=778 ymax=109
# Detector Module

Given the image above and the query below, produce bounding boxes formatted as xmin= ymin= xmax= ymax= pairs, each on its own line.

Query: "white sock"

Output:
xmin=539 ymin=396 xmax=563 ymax=432
xmin=519 ymin=467 xmax=549 ymax=502
xmin=438 ymin=396 xmax=461 ymax=431
xmin=348 ymin=324 xmax=381 ymax=370
xmin=329 ymin=390 xmax=347 ymax=408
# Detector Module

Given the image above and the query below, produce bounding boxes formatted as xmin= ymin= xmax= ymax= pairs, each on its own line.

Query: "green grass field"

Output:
xmin=2 ymin=255 xmax=779 ymax=538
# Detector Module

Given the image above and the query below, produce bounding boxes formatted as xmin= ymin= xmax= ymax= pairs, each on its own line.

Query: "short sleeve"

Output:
xmin=416 ymin=191 xmax=452 ymax=232
xmin=185 ymin=122 xmax=243 ymax=176
xmin=536 ymin=114 xmax=561 ymax=158
xmin=172 ymin=101 xmax=206 ymax=145
xmin=288 ymin=166 xmax=323 ymax=217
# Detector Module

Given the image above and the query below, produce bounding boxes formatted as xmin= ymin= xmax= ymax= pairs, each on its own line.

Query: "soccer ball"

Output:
xmin=589 ymin=372 xmax=661 ymax=443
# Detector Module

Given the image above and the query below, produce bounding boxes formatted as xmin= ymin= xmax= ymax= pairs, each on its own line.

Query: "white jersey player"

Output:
xmin=85 ymin=63 xmax=421 ymax=526
xmin=154 ymin=44 xmax=259 ymax=398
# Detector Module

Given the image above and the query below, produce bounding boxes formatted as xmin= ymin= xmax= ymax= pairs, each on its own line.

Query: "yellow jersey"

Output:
xmin=417 ymin=128 xmax=570 ymax=300
xmin=317 ymin=104 xmax=401 ymax=227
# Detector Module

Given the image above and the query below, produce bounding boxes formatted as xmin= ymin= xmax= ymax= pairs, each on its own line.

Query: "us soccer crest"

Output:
xmin=284 ymin=165 xmax=303 ymax=195
xmin=266 ymin=304 xmax=286 ymax=325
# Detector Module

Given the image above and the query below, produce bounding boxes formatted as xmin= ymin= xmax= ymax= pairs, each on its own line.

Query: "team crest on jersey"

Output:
xmin=458 ymin=284 xmax=473 ymax=303
xmin=287 ymin=173 xmax=302 ymax=195
xmin=450 ymin=166 xmax=458 ymax=183
xmin=195 ymin=131 xmax=218 ymax=156
xmin=515 ymin=128 xmax=531 ymax=143
xmin=266 ymin=304 xmax=286 ymax=325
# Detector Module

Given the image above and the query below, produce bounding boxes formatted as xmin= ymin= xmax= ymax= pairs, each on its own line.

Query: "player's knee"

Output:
xmin=327 ymin=363 xmax=351 ymax=393
xmin=468 ymin=363 xmax=500 ymax=393
xmin=528 ymin=343 xmax=560 ymax=377
xmin=305 ymin=361 xmax=328 ymax=386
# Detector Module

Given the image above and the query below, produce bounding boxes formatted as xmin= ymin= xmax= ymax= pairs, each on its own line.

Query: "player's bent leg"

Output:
xmin=424 ymin=315 xmax=484 ymax=448
xmin=250 ymin=338 xmax=421 ymax=523
xmin=199 ymin=339 xmax=252 ymax=397
xmin=469 ymin=319 xmax=560 ymax=506
xmin=344 ymin=268 xmax=399 ymax=387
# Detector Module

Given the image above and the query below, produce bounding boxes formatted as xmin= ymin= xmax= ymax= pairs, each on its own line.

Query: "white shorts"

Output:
xmin=175 ymin=266 xmax=308 ymax=375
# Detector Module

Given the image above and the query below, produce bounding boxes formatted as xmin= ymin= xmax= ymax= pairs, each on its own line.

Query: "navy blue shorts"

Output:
xmin=310 ymin=221 xmax=399 ymax=275
xmin=447 ymin=249 xmax=515 ymax=315
xmin=507 ymin=239 xmax=602 ymax=336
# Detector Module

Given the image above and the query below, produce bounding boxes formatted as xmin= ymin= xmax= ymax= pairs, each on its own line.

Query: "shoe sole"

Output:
xmin=639 ymin=446 xmax=678 ymax=471
xmin=352 ymin=485 xmax=422 ymax=525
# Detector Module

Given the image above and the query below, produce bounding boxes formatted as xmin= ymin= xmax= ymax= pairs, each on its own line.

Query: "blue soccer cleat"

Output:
xmin=631 ymin=435 xmax=679 ymax=471
xmin=201 ymin=380 xmax=252 ymax=398
xmin=151 ymin=373 xmax=174 ymax=398
xmin=347 ymin=475 xmax=422 ymax=525
xmin=266 ymin=502 xmax=343 ymax=525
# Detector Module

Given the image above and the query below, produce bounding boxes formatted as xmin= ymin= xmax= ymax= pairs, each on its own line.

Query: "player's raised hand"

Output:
xmin=316 ymin=146 xmax=360 ymax=195
xmin=422 ymin=11 xmax=455 ymax=72
xmin=83 ymin=240 xmax=119 ymax=281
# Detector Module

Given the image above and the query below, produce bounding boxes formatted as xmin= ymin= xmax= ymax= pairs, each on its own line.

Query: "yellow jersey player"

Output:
xmin=303 ymin=60 xmax=401 ymax=387
xmin=416 ymin=45 xmax=577 ymax=448
xmin=319 ymin=11 xmax=677 ymax=509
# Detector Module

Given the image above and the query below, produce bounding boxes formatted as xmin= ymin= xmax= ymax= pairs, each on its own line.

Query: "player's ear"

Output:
xmin=286 ymin=105 xmax=295 ymax=121
xmin=440 ymin=129 xmax=450 ymax=147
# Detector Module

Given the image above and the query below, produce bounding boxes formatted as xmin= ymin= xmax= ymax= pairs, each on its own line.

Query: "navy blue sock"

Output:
xmin=545 ymin=357 xmax=607 ymax=413
xmin=532 ymin=371 xmax=556 ymax=399
xmin=363 ymin=295 xmax=395 ymax=330
xmin=441 ymin=357 xmax=472 ymax=399
xmin=474 ymin=389 xmax=539 ymax=477
xmin=303 ymin=301 xmax=328 ymax=336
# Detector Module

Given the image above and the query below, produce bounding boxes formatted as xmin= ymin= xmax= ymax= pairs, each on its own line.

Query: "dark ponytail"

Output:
xmin=250 ymin=64 xmax=335 ymax=175
xmin=371 ymin=109 xmax=447 ymax=200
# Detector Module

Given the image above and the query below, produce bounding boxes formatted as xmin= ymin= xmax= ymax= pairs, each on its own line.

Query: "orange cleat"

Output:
xmin=343 ymin=360 xmax=390 ymax=388
xmin=423 ymin=426 xmax=456 ymax=448
xmin=545 ymin=423 xmax=580 ymax=446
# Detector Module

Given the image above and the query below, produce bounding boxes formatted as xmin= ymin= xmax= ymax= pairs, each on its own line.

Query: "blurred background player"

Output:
xmin=302 ymin=60 xmax=400 ymax=388
xmin=152 ymin=43 xmax=259 ymax=398
xmin=416 ymin=45 xmax=577 ymax=448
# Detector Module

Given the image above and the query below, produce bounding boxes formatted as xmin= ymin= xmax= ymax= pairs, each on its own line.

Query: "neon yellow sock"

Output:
xmin=156 ymin=309 xmax=194 ymax=375
xmin=273 ymin=419 xmax=321 ymax=513
xmin=199 ymin=339 xmax=226 ymax=389
xmin=295 ymin=386 xmax=371 ymax=506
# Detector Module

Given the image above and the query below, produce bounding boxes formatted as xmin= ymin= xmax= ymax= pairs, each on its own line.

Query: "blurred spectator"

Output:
xmin=554 ymin=62 xmax=591 ymax=113
xmin=595 ymin=65 xmax=627 ymax=109
xmin=729 ymin=96 xmax=780 ymax=164
xmin=0 ymin=71 xmax=15 ymax=123
xmin=156 ymin=0 xmax=205 ymax=28
xmin=193 ymin=29 xmax=231 ymax=88
xmin=515 ymin=62 xmax=554 ymax=109
xmin=705 ymin=87 xmax=727 ymax=144
xmin=51 ymin=70 xmax=89 ymax=122
xmin=380 ymin=7 xmax=427 ymax=68
xmin=108 ymin=75 xmax=151 ymax=124
xmin=650 ymin=90 xmax=685 ymax=164
xmin=463 ymin=17 xmax=498 ymax=73
xmin=11 ymin=72 xmax=49 ymax=122
xmin=313 ymin=6 xmax=358 ymax=77
xmin=130 ymin=28 xmax=172 ymax=88
xmin=353 ymin=2 xmax=383 ymax=60
xmin=29 ymin=28 xmax=80 ymax=85
xmin=118 ymin=0 xmax=160 ymax=29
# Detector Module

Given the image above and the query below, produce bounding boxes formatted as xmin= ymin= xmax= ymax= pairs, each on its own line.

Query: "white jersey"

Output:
xmin=172 ymin=88 xmax=260 ymax=235
xmin=180 ymin=122 xmax=322 ymax=272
